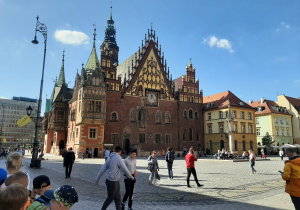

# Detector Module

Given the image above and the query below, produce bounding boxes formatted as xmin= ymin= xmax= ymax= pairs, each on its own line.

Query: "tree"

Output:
xmin=262 ymin=133 xmax=272 ymax=146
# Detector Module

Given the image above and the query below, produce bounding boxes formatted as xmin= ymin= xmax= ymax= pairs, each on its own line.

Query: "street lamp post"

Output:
xmin=30 ymin=16 xmax=47 ymax=168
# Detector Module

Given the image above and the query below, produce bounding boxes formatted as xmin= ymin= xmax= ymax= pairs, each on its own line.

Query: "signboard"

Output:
xmin=17 ymin=115 xmax=32 ymax=127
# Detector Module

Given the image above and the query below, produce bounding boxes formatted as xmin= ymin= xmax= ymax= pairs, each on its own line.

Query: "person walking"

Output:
xmin=185 ymin=147 xmax=203 ymax=188
xmin=64 ymin=148 xmax=75 ymax=179
xmin=279 ymin=149 xmax=284 ymax=161
xmin=165 ymin=148 xmax=175 ymax=179
xmin=261 ymin=148 xmax=264 ymax=159
xmin=147 ymin=150 xmax=160 ymax=186
xmin=95 ymin=146 xmax=134 ymax=210
xmin=281 ymin=148 xmax=300 ymax=209
xmin=121 ymin=151 xmax=137 ymax=210
xmin=249 ymin=150 xmax=256 ymax=174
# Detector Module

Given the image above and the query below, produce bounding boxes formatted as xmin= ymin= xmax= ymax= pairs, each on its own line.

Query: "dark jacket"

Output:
xmin=64 ymin=150 xmax=75 ymax=164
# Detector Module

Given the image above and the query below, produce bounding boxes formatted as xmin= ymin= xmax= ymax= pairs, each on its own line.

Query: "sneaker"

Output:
xmin=168 ymin=177 xmax=171 ymax=180
xmin=187 ymin=185 xmax=192 ymax=188
xmin=121 ymin=202 xmax=125 ymax=210
xmin=197 ymin=184 xmax=204 ymax=187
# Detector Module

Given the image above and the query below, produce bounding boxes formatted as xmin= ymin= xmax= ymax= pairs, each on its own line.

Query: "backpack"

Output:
xmin=27 ymin=201 xmax=50 ymax=210
xmin=167 ymin=152 xmax=175 ymax=163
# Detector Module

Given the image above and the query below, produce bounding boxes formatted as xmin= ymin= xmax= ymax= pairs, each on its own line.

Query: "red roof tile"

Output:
xmin=203 ymin=90 xmax=254 ymax=110
xmin=249 ymin=99 xmax=291 ymax=116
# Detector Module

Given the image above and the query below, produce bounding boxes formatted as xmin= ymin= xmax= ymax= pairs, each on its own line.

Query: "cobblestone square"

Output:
xmin=0 ymin=154 xmax=294 ymax=210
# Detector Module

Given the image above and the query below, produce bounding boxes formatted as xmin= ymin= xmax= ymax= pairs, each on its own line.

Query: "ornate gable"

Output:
xmin=117 ymin=28 xmax=175 ymax=100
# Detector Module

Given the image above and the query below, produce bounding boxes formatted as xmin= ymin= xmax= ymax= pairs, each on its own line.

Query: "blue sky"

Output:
xmin=0 ymin=0 xmax=299 ymax=115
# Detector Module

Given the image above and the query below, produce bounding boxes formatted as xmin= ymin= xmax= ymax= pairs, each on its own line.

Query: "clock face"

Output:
xmin=145 ymin=90 xmax=159 ymax=106
xmin=148 ymin=93 xmax=157 ymax=104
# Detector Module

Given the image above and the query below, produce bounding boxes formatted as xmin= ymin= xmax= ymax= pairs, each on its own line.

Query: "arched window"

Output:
xmin=243 ymin=141 xmax=246 ymax=151
xmin=165 ymin=112 xmax=171 ymax=124
xmin=138 ymin=85 xmax=143 ymax=96
xmin=234 ymin=140 xmax=238 ymax=151
xmin=160 ymin=88 xmax=164 ymax=99
xmin=155 ymin=111 xmax=162 ymax=124
xmin=183 ymin=110 xmax=187 ymax=119
xmin=189 ymin=109 xmax=193 ymax=119
xmin=111 ymin=112 xmax=118 ymax=122
xmin=183 ymin=130 xmax=186 ymax=141
xmin=189 ymin=128 xmax=193 ymax=141
xmin=130 ymin=108 xmax=136 ymax=122
xmin=195 ymin=111 xmax=198 ymax=119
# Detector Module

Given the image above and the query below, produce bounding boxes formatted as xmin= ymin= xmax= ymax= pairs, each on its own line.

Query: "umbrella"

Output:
xmin=280 ymin=144 xmax=296 ymax=149
xmin=293 ymin=144 xmax=300 ymax=148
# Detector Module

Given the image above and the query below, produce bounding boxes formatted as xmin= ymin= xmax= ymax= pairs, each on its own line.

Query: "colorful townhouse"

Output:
xmin=249 ymin=98 xmax=293 ymax=146
xmin=203 ymin=91 xmax=257 ymax=155
xmin=277 ymin=95 xmax=300 ymax=144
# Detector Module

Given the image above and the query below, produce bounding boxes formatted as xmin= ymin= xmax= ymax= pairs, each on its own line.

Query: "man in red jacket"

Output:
xmin=185 ymin=147 xmax=203 ymax=188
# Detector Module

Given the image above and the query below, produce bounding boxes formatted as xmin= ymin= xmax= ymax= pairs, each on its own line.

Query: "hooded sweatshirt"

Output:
xmin=96 ymin=152 xmax=133 ymax=182
xmin=282 ymin=156 xmax=300 ymax=197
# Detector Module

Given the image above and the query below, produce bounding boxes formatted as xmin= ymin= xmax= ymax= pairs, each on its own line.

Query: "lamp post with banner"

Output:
xmin=30 ymin=16 xmax=47 ymax=168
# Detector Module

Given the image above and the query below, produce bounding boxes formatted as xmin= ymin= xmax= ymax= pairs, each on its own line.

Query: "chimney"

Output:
xmin=249 ymin=100 xmax=253 ymax=104
xmin=261 ymin=97 xmax=265 ymax=104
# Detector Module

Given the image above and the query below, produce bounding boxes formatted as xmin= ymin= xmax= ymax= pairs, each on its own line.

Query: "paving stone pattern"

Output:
xmin=0 ymin=154 xmax=294 ymax=210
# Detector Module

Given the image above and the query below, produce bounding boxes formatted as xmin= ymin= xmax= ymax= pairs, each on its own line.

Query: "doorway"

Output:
xmin=94 ymin=148 xmax=98 ymax=158
xmin=124 ymin=139 xmax=130 ymax=155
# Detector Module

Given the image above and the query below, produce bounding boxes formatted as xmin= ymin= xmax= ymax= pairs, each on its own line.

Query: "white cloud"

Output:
xmin=281 ymin=22 xmax=290 ymax=29
xmin=54 ymin=30 xmax=89 ymax=45
xmin=203 ymin=36 xmax=234 ymax=53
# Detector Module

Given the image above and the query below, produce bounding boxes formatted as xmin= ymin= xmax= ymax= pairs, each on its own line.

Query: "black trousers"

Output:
xmin=65 ymin=163 xmax=73 ymax=178
xmin=291 ymin=195 xmax=300 ymax=210
xmin=187 ymin=167 xmax=200 ymax=186
xmin=122 ymin=178 xmax=136 ymax=208
xmin=102 ymin=179 xmax=121 ymax=210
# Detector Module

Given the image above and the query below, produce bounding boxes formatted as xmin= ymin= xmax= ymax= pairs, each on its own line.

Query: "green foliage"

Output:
xmin=262 ymin=133 xmax=272 ymax=146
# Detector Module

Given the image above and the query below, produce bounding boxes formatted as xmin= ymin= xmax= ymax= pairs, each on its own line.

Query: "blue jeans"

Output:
xmin=250 ymin=162 xmax=255 ymax=173
xmin=167 ymin=162 xmax=173 ymax=178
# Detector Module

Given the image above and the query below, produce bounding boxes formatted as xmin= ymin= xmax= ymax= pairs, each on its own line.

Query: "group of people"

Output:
xmin=1 ymin=145 xmax=299 ymax=210
xmin=0 ymin=152 xmax=78 ymax=210
xmin=94 ymin=145 xmax=204 ymax=210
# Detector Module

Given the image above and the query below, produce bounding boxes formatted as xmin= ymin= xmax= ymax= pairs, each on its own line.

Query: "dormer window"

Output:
xmin=238 ymin=102 xmax=244 ymax=106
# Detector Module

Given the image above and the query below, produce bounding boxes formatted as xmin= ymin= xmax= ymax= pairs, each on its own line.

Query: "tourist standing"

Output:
xmin=64 ymin=148 xmax=75 ymax=179
xmin=121 ymin=151 xmax=137 ymax=210
xmin=261 ymin=148 xmax=264 ymax=159
xmin=185 ymin=147 xmax=203 ymax=188
xmin=95 ymin=146 xmax=134 ymax=210
xmin=148 ymin=150 xmax=160 ymax=186
xmin=279 ymin=149 xmax=284 ymax=161
xmin=249 ymin=150 xmax=256 ymax=174
xmin=282 ymin=148 xmax=300 ymax=210
xmin=165 ymin=148 xmax=175 ymax=179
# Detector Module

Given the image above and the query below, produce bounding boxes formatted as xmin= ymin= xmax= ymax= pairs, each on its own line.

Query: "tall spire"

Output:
xmin=57 ymin=50 xmax=66 ymax=87
xmin=104 ymin=5 xmax=116 ymax=44
xmin=85 ymin=27 xmax=100 ymax=72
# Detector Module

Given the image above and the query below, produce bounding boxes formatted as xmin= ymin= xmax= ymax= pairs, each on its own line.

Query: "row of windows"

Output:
xmin=209 ymin=140 xmax=254 ymax=151
xmin=207 ymin=124 xmax=253 ymax=134
xmin=207 ymin=111 xmax=252 ymax=120
xmin=256 ymin=128 xmax=290 ymax=136
xmin=183 ymin=109 xmax=199 ymax=119
xmin=275 ymin=117 xmax=289 ymax=125
xmin=110 ymin=109 xmax=172 ymax=124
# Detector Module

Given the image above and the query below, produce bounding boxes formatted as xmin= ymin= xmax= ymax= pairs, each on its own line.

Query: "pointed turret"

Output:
xmin=85 ymin=28 xmax=100 ymax=72
xmin=57 ymin=50 xmax=67 ymax=87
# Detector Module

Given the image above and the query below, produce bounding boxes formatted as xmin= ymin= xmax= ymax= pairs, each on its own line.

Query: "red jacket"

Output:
xmin=185 ymin=153 xmax=197 ymax=168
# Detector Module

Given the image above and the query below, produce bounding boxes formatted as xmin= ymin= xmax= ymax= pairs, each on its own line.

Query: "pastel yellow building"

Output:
xmin=249 ymin=98 xmax=293 ymax=146
xmin=276 ymin=95 xmax=300 ymax=144
xmin=203 ymin=91 xmax=257 ymax=155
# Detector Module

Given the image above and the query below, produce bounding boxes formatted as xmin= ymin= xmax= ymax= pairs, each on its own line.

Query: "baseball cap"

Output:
xmin=33 ymin=175 xmax=51 ymax=189
xmin=44 ymin=185 xmax=78 ymax=208
xmin=0 ymin=168 xmax=7 ymax=185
